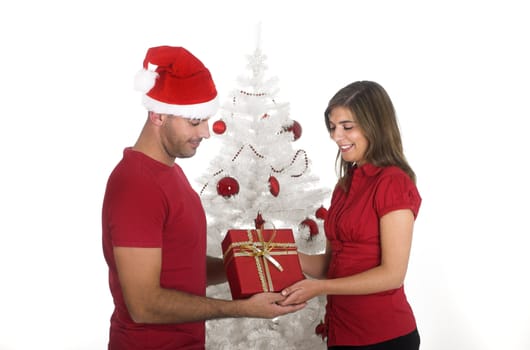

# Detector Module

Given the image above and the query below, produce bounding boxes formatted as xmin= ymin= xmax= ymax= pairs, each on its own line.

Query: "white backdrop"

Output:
xmin=1 ymin=1 xmax=529 ymax=349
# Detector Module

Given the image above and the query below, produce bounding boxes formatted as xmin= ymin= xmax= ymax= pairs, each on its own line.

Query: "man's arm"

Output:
xmin=206 ymin=256 xmax=227 ymax=286
xmin=114 ymin=247 xmax=305 ymax=324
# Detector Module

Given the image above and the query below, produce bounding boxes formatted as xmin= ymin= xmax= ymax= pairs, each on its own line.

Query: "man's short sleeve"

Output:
xmin=105 ymin=168 xmax=166 ymax=247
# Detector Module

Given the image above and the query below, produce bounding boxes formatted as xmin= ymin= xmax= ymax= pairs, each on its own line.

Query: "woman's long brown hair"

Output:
xmin=324 ymin=81 xmax=416 ymax=191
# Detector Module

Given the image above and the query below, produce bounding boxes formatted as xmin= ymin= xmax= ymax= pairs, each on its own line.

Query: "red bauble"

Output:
xmin=301 ymin=218 xmax=319 ymax=236
xmin=254 ymin=212 xmax=266 ymax=229
xmin=315 ymin=321 xmax=327 ymax=340
xmin=285 ymin=120 xmax=302 ymax=141
xmin=216 ymin=176 xmax=239 ymax=197
xmin=268 ymin=176 xmax=280 ymax=197
xmin=212 ymin=120 xmax=226 ymax=134
xmin=315 ymin=206 xmax=328 ymax=220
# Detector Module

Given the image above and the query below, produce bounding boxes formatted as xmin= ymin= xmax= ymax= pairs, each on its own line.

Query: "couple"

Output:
xmin=101 ymin=46 xmax=421 ymax=350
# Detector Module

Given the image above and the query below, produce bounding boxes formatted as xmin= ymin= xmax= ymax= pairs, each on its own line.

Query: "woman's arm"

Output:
xmin=298 ymin=240 xmax=332 ymax=279
xmin=281 ymin=209 xmax=415 ymax=304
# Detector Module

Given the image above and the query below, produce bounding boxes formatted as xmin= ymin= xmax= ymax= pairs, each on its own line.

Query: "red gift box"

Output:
xmin=222 ymin=228 xmax=305 ymax=299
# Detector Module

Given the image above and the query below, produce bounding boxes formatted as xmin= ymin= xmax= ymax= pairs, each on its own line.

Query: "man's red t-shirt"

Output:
xmin=102 ymin=148 xmax=207 ymax=349
xmin=324 ymin=163 xmax=422 ymax=347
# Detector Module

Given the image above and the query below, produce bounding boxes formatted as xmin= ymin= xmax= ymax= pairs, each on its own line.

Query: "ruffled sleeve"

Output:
xmin=374 ymin=168 xmax=422 ymax=219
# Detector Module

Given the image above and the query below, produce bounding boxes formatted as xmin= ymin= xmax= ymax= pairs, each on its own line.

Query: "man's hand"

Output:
xmin=242 ymin=292 xmax=306 ymax=318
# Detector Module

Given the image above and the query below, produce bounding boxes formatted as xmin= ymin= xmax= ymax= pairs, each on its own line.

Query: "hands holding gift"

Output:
xmin=277 ymin=250 xmax=331 ymax=306
xmin=239 ymin=292 xmax=306 ymax=318
xmin=221 ymin=229 xmax=313 ymax=315
xmin=280 ymin=279 xmax=323 ymax=306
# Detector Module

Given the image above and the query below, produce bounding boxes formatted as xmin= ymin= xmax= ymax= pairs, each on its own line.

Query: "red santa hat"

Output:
xmin=134 ymin=46 xmax=219 ymax=119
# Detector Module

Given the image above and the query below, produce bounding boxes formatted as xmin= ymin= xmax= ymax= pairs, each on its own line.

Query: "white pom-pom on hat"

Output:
xmin=134 ymin=67 xmax=158 ymax=93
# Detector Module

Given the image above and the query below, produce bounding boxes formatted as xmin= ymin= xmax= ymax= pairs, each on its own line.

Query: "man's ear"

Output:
xmin=148 ymin=111 xmax=165 ymax=126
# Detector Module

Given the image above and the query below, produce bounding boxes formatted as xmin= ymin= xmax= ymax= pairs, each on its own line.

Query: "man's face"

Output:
xmin=160 ymin=115 xmax=211 ymax=159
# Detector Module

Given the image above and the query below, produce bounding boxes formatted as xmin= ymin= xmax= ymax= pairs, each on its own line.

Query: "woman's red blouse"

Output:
xmin=323 ymin=163 xmax=422 ymax=346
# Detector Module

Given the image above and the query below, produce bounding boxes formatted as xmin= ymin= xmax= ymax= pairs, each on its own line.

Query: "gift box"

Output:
xmin=222 ymin=228 xmax=305 ymax=299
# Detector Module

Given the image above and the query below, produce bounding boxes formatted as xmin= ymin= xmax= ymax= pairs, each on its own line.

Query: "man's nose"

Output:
xmin=199 ymin=121 xmax=210 ymax=139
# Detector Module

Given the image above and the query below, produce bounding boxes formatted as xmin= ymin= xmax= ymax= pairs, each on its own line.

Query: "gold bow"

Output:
xmin=224 ymin=229 xmax=298 ymax=292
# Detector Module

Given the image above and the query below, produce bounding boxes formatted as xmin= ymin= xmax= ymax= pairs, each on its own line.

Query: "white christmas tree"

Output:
xmin=198 ymin=35 xmax=329 ymax=349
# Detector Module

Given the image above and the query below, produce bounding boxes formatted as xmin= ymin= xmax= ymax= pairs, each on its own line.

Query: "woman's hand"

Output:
xmin=278 ymin=279 xmax=324 ymax=306
xmin=242 ymin=292 xmax=306 ymax=318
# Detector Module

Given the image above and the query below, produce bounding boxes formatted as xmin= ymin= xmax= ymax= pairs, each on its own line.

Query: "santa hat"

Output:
xmin=134 ymin=46 xmax=219 ymax=119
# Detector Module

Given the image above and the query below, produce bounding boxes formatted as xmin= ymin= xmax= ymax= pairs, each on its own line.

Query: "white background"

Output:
xmin=1 ymin=1 xmax=529 ymax=349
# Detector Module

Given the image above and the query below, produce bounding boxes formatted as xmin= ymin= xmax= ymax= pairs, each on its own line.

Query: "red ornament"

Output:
xmin=254 ymin=212 xmax=265 ymax=229
xmin=301 ymin=218 xmax=319 ymax=236
xmin=212 ymin=120 xmax=226 ymax=134
xmin=315 ymin=206 xmax=328 ymax=220
xmin=268 ymin=176 xmax=280 ymax=197
xmin=216 ymin=176 xmax=239 ymax=197
xmin=285 ymin=120 xmax=302 ymax=141
xmin=315 ymin=321 xmax=327 ymax=340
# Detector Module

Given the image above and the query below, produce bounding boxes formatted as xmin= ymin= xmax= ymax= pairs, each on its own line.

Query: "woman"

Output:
xmin=281 ymin=81 xmax=422 ymax=349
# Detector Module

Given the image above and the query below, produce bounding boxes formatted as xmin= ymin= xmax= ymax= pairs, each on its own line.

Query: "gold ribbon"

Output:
xmin=223 ymin=229 xmax=298 ymax=292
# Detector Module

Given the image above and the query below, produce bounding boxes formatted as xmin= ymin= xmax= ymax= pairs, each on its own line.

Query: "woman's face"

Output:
xmin=328 ymin=106 xmax=368 ymax=165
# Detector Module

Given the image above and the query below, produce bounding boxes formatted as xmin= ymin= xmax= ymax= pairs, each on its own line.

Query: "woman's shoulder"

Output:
xmin=377 ymin=165 xmax=414 ymax=182
xmin=380 ymin=165 xmax=406 ymax=175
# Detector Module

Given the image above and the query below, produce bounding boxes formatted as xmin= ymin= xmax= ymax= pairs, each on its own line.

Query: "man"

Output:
xmin=102 ymin=46 xmax=305 ymax=350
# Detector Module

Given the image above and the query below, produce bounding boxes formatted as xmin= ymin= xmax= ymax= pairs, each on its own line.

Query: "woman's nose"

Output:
xmin=331 ymin=129 xmax=342 ymax=142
